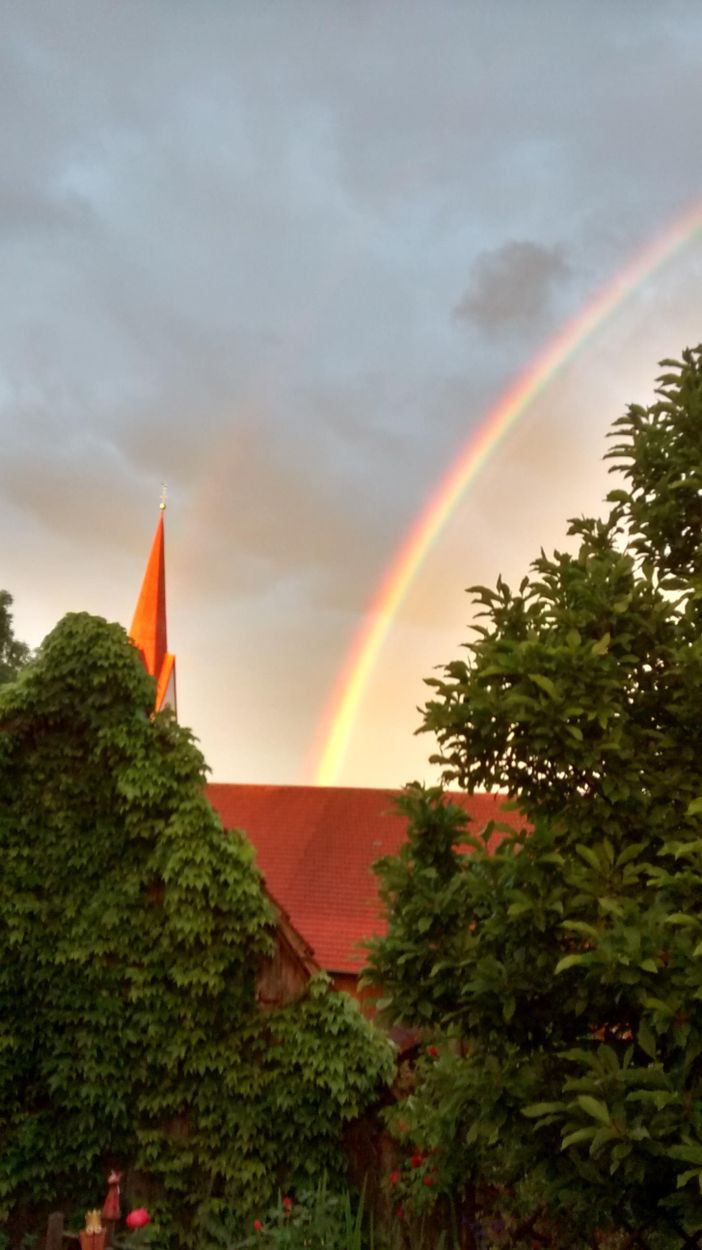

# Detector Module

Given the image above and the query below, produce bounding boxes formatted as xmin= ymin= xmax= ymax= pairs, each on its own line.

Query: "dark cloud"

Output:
xmin=453 ymin=242 xmax=570 ymax=334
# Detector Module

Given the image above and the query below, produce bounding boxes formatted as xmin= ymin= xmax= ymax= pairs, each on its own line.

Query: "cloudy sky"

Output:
xmin=3 ymin=2 xmax=702 ymax=787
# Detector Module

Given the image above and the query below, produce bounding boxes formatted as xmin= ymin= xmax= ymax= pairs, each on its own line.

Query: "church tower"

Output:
xmin=130 ymin=499 xmax=177 ymax=714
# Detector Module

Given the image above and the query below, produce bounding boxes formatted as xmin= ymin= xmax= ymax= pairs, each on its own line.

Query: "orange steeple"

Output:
xmin=130 ymin=500 xmax=177 ymax=715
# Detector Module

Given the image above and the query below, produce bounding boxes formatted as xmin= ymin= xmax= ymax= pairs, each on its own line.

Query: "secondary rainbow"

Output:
xmin=313 ymin=199 xmax=702 ymax=785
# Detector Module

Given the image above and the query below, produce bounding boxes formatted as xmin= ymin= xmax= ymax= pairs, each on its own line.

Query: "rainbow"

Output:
xmin=313 ymin=199 xmax=702 ymax=786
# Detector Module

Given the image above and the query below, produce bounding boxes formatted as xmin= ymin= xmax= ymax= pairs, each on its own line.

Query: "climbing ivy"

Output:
xmin=0 ymin=614 xmax=393 ymax=1242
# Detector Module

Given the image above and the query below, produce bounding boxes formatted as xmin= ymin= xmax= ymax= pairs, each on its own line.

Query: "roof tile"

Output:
xmin=206 ymin=784 xmax=525 ymax=974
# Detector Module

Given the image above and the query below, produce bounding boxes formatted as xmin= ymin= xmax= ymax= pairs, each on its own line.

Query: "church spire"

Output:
xmin=130 ymin=497 xmax=177 ymax=715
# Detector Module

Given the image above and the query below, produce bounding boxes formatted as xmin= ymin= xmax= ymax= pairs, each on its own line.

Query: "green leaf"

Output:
xmin=555 ymin=954 xmax=587 ymax=974
xmin=561 ymin=921 xmax=599 ymax=939
xmin=669 ymin=1144 xmax=702 ymax=1166
xmin=529 ymin=673 xmax=559 ymax=700
xmin=575 ymin=844 xmax=601 ymax=872
xmin=676 ymin=1168 xmax=702 ymax=1189
xmin=562 ymin=1127 xmax=597 ymax=1150
xmin=638 ymin=1019 xmax=657 ymax=1059
xmin=577 ymin=1095 xmax=611 ymax=1125
xmin=642 ymin=996 xmax=675 ymax=1016
xmin=523 ymin=1102 xmax=566 ymax=1118
xmin=507 ymin=900 xmax=533 ymax=918
xmin=590 ymin=1126 xmax=620 ymax=1156
xmin=591 ymin=633 xmax=611 ymax=656
xmin=598 ymin=897 xmax=624 ymax=918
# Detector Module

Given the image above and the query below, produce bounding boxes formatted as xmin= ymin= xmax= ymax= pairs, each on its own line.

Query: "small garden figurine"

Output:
xmin=80 ymin=1209 xmax=106 ymax=1250
xmin=102 ymin=1170 xmax=122 ymax=1223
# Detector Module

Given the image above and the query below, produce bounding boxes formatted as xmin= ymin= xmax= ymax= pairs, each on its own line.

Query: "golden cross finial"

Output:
xmin=159 ymin=482 xmax=167 ymax=511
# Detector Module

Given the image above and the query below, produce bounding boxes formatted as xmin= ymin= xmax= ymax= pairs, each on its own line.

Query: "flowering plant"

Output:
xmin=237 ymin=1179 xmax=368 ymax=1250
xmin=126 ymin=1209 xmax=150 ymax=1230
xmin=110 ymin=1206 xmax=155 ymax=1250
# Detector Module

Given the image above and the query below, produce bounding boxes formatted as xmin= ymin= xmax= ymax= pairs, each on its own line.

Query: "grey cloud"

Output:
xmin=2 ymin=0 xmax=702 ymax=786
xmin=453 ymin=242 xmax=570 ymax=334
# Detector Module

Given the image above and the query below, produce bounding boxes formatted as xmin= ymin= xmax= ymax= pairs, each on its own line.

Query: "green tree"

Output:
xmin=366 ymin=348 xmax=702 ymax=1247
xmin=0 ymin=590 xmax=30 ymax=685
xmin=0 ymin=613 xmax=392 ymax=1243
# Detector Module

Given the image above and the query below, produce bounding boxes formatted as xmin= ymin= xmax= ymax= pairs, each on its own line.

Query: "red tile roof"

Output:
xmin=205 ymin=784 xmax=524 ymax=976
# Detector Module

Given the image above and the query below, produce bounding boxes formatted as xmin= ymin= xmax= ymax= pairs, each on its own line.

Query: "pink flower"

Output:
xmin=253 ymin=1219 xmax=263 ymax=1232
xmin=126 ymin=1208 xmax=150 ymax=1230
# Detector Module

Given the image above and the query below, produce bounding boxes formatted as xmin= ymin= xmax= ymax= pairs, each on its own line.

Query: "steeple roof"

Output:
xmin=130 ymin=509 xmax=176 ymax=714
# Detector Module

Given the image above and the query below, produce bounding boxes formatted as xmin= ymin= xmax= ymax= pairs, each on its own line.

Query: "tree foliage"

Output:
xmin=0 ymin=613 xmax=392 ymax=1242
xmin=366 ymin=348 xmax=702 ymax=1246
xmin=0 ymin=591 xmax=30 ymax=686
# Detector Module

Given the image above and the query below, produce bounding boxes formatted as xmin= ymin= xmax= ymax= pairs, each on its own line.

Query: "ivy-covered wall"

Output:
xmin=0 ymin=613 xmax=393 ymax=1240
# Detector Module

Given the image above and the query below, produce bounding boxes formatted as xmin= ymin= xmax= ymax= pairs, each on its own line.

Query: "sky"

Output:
xmin=3 ymin=2 xmax=702 ymax=787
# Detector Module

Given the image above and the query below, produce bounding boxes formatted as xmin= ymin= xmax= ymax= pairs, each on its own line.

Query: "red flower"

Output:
xmin=423 ymin=1175 xmax=435 ymax=1187
xmin=427 ymin=1045 xmax=439 ymax=1058
xmin=126 ymin=1209 xmax=150 ymax=1230
xmin=395 ymin=1206 xmax=404 ymax=1220
xmin=410 ymin=1152 xmax=423 ymax=1169
xmin=282 ymin=1196 xmax=293 ymax=1212
xmin=253 ymin=1220 xmax=263 ymax=1232
xmin=389 ymin=1170 xmax=401 ymax=1186
xmin=397 ymin=1121 xmax=409 ymax=1133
